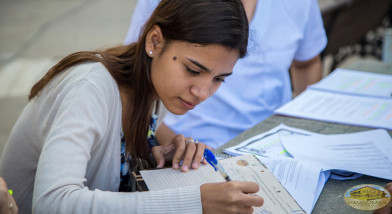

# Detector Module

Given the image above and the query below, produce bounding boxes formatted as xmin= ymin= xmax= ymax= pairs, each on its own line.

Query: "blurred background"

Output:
xmin=0 ymin=0 xmax=391 ymax=153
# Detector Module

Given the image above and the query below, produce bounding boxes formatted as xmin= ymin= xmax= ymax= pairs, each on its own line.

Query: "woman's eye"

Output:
xmin=186 ymin=67 xmax=199 ymax=75
xmin=214 ymin=77 xmax=225 ymax=83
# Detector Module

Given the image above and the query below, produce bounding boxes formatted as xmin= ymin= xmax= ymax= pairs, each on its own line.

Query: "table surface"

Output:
xmin=215 ymin=59 xmax=392 ymax=214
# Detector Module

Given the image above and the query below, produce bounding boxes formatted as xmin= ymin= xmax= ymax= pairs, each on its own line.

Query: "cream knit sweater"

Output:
xmin=0 ymin=62 xmax=202 ymax=214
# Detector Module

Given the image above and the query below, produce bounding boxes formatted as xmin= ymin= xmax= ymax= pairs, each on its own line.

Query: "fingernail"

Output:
xmin=182 ymin=165 xmax=189 ymax=172
xmin=193 ymin=162 xmax=199 ymax=169
xmin=173 ymin=163 xmax=179 ymax=169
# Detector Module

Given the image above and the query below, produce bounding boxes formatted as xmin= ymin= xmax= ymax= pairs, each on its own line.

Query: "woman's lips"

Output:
xmin=179 ymin=98 xmax=196 ymax=110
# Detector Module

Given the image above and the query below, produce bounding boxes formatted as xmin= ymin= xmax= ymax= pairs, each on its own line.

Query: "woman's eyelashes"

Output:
xmin=186 ymin=66 xmax=200 ymax=75
xmin=214 ymin=77 xmax=225 ymax=83
xmin=186 ymin=66 xmax=225 ymax=83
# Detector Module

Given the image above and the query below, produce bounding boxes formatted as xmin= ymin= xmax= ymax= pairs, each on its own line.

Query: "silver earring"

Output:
xmin=149 ymin=51 xmax=153 ymax=55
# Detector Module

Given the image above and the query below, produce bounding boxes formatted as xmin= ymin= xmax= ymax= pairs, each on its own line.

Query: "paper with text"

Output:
xmin=281 ymin=129 xmax=392 ymax=180
xmin=223 ymin=124 xmax=326 ymax=213
xmin=140 ymin=164 xmax=225 ymax=190
xmin=255 ymin=156 xmax=324 ymax=214
xmin=275 ymin=89 xmax=392 ymax=130
xmin=310 ymin=68 xmax=392 ymax=99
xmin=223 ymin=124 xmax=321 ymax=157
xmin=141 ymin=155 xmax=305 ymax=214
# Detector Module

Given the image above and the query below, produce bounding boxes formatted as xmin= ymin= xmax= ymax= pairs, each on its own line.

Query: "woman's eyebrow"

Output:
xmin=186 ymin=57 xmax=233 ymax=76
xmin=219 ymin=72 xmax=233 ymax=77
xmin=186 ymin=57 xmax=211 ymax=73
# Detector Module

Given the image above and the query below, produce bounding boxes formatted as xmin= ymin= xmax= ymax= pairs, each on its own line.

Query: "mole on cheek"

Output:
xmin=173 ymin=56 xmax=177 ymax=60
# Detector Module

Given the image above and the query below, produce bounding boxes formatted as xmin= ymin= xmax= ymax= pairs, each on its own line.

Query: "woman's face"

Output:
xmin=150 ymin=41 xmax=239 ymax=115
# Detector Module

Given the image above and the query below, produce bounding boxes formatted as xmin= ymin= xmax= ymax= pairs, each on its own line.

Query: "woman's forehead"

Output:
xmin=167 ymin=41 xmax=239 ymax=74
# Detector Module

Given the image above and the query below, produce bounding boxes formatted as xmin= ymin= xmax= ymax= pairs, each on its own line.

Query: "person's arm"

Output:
xmin=156 ymin=122 xmax=176 ymax=146
xmin=32 ymin=73 xmax=204 ymax=213
xmin=290 ymin=55 xmax=322 ymax=97
xmin=290 ymin=0 xmax=326 ymax=97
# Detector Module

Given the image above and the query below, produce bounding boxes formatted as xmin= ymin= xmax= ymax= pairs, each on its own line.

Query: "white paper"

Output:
xmin=141 ymin=155 xmax=306 ymax=214
xmin=281 ymin=129 xmax=392 ymax=180
xmin=224 ymin=124 xmax=325 ymax=213
xmin=224 ymin=124 xmax=321 ymax=157
xmin=310 ymin=68 xmax=392 ymax=99
xmin=256 ymin=156 xmax=324 ymax=214
xmin=275 ymin=89 xmax=392 ymax=130
xmin=140 ymin=164 xmax=225 ymax=191
xmin=218 ymin=155 xmax=306 ymax=213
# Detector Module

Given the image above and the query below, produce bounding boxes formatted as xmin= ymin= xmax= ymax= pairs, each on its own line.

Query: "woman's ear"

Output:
xmin=145 ymin=25 xmax=164 ymax=57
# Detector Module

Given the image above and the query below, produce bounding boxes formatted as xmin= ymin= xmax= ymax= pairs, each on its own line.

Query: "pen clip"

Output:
xmin=204 ymin=149 xmax=218 ymax=171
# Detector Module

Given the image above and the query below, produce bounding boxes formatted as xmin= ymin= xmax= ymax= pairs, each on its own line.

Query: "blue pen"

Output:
xmin=203 ymin=148 xmax=231 ymax=181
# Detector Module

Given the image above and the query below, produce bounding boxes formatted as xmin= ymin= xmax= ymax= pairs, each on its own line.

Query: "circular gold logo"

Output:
xmin=236 ymin=159 xmax=249 ymax=166
xmin=344 ymin=184 xmax=391 ymax=211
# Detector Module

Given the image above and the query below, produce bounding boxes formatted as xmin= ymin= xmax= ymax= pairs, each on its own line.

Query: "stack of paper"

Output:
xmin=274 ymin=69 xmax=392 ymax=130
xmin=223 ymin=123 xmax=392 ymax=213
xmin=280 ymin=129 xmax=392 ymax=180
xmin=220 ymin=68 xmax=392 ymax=213
xmin=223 ymin=124 xmax=328 ymax=213
xmin=140 ymin=155 xmax=306 ymax=214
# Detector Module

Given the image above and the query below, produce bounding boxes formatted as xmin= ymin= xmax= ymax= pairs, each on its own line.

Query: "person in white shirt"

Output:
xmin=125 ymin=0 xmax=328 ymax=149
xmin=0 ymin=0 xmax=264 ymax=213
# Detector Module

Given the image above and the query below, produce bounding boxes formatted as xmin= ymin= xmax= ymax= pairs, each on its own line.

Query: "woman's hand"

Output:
xmin=200 ymin=181 xmax=264 ymax=214
xmin=151 ymin=135 xmax=209 ymax=172
xmin=0 ymin=177 xmax=18 ymax=214
xmin=373 ymin=183 xmax=392 ymax=214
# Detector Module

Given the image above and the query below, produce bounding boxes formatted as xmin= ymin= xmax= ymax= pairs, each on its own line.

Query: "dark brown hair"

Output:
xmin=29 ymin=0 xmax=249 ymax=165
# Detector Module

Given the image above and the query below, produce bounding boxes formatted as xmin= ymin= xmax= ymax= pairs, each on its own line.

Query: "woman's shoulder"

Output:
xmin=67 ymin=62 xmax=119 ymax=96
xmin=41 ymin=62 xmax=121 ymax=106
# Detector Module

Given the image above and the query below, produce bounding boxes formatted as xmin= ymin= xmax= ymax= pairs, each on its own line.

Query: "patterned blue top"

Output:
xmin=119 ymin=113 xmax=158 ymax=192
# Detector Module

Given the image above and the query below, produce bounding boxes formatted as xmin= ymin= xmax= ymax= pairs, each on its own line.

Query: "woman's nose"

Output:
xmin=190 ymin=80 xmax=211 ymax=101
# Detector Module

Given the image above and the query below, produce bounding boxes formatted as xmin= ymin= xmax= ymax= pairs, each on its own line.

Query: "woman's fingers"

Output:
xmin=236 ymin=181 xmax=260 ymax=194
xmin=200 ymin=181 xmax=264 ymax=214
xmin=179 ymin=137 xmax=197 ymax=171
xmin=227 ymin=181 xmax=263 ymax=207
xmin=151 ymin=146 xmax=165 ymax=168
xmin=171 ymin=135 xmax=186 ymax=170
xmin=168 ymin=135 xmax=210 ymax=171
xmin=191 ymin=142 xmax=205 ymax=169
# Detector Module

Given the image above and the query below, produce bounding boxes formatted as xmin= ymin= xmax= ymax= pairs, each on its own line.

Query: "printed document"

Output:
xmin=223 ymin=124 xmax=326 ymax=213
xmin=281 ymin=129 xmax=392 ymax=180
xmin=255 ymin=156 xmax=326 ymax=213
xmin=140 ymin=155 xmax=306 ymax=214
xmin=309 ymin=68 xmax=392 ymax=99
xmin=275 ymin=69 xmax=392 ymax=130
xmin=223 ymin=124 xmax=321 ymax=157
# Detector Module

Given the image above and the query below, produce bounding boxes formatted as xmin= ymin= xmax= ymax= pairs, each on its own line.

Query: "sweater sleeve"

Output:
xmin=32 ymin=70 xmax=202 ymax=213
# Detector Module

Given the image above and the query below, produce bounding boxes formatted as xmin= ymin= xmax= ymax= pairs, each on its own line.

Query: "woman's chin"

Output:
xmin=165 ymin=105 xmax=189 ymax=115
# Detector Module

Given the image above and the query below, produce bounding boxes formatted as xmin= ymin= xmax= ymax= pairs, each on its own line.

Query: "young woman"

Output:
xmin=125 ymin=0 xmax=327 ymax=149
xmin=0 ymin=0 xmax=263 ymax=213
